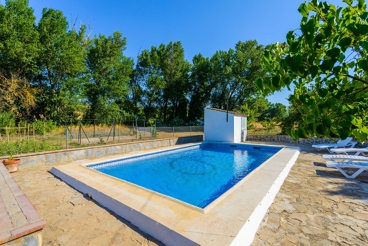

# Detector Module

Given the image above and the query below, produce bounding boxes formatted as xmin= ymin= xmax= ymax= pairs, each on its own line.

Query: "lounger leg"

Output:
xmin=336 ymin=167 xmax=366 ymax=179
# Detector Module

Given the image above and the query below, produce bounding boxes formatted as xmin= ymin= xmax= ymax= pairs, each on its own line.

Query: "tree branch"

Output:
xmin=340 ymin=73 xmax=368 ymax=85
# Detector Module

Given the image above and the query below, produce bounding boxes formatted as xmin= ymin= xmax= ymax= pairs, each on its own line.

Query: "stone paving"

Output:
xmin=252 ymin=142 xmax=368 ymax=246
xmin=8 ymin=142 xmax=368 ymax=245
xmin=0 ymin=163 xmax=45 ymax=245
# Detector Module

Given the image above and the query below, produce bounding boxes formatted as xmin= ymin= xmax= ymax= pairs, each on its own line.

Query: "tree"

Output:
xmin=136 ymin=41 xmax=191 ymax=123
xmin=0 ymin=0 xmax=39 ymax=116
xmin=0 ymin=73 xmax=38 ymax=114
xmin=210 ymin=40 xmax=265 ymax=111
xmin=0 ymin=0 xmax=39 ymax=77
xmin=188 ymin=54 xmax=213 ymax=121
xmin=268 ymin=103 xmax=288 ymax=123
xmin=85 ymin=32 xmax=133 ymax=121
xmin=240 ymin=96 xmax=287 ymax=130
xmin=257 ymin=0 xmax=368 ymax=142
xmin=240 ymin=95 xmax=270 ymax=123
xmin=34 ymin=8 xmax=87 ymax=122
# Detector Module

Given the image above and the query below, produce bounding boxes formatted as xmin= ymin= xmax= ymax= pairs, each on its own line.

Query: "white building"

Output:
xmin=204 ymin=107 xmax=247 ymax=143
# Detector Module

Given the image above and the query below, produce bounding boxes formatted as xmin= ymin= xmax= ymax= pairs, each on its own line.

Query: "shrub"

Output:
xmin=32 ymin=120 xmax=57 ymax=135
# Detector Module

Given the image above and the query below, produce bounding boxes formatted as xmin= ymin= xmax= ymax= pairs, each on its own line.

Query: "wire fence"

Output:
xmin=0 ymin=123 xmax=204 ymax=157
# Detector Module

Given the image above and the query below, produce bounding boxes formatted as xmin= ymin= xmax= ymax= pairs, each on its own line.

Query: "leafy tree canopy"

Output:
xmin=136 ymin=41 xmax=191 ymax=123
xmin=0 ymin=0 xmax=39 ymax=77
xmin=210 ymin=40 xmax=265 ymax=111
xmin=34 ymin=8 xmax=88 ymax=122
xmin=85 ymin=32 xmax=134 ymax=120
xmin=257 ymin=0 xmax=368 ymax=142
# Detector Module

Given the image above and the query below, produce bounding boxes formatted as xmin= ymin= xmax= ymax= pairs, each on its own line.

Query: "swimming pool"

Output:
xmin=51 ymin=142 xmax=300 ymax=245
xmin=88 ymin=143 xmax=281 ymax=208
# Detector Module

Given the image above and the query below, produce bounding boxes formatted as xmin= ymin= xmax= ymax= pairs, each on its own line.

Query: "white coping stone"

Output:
xmin=50 ymin=143 xmax=300 ymax=246
xmin=230 ymin=146 xmax=300 ymax=246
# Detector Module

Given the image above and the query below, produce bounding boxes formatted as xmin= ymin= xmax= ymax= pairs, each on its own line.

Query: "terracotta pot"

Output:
xmin=2 ymin=159 xmax=21 ymax=173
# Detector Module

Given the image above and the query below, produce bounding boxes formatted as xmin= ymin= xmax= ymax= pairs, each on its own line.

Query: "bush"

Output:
xmin=168 ymin=117 xmax=185 ymax=127
xmin=0 ymin=111 xmax=16 ymax=128
xmin=187 ymin=120 xmax=203 ymax=126
xmin=32 ymin=120 xmax=58 ymax=135
xmin=0 ymin=140 xmax=60 ymax=157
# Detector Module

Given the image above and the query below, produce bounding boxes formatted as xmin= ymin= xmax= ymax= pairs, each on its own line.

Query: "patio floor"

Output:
xmin=9 ymin=142 xmax=368 ymax=245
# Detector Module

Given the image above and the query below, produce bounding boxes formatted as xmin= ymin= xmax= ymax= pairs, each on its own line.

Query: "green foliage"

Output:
xmin=32 ymin=120 xmax=57 ymax=135
xmin=280 ymin=105 xmax=303 ymax=135
xmin=240 ymin=96 xmax=270 ymax=123
xmin=188 ymin=54 xmax=213 ymax=121
xmin=268 ymin=103 xmax=287 ymax=123
xmin=209 ymin=41 xmax=265 ymax=111
xmin=240 ymin=96 xmax=287 ymax=124
xmin=34 ymin=8 xmax=88 ymax=122
xmin=0 ymin=139 xmax=60 ymax=157
xmin=85 ymin=32 xmax=134 ymax=120
xmin=151 ymin=126 xmax=157 ymax=137
xmin=0 ymin=0 xmax=39 ymax=77
xmin=0 ymin=1 xmax=281 ymax=129
xmin=187 ymin=120 xmax=203 ymax=126
xmin=168 ymin=117 xmax=185 ymax=127
xmin=0 ymin=111 xmax=16 ymax=128
xmin=257 ymin=0 xmax=368 ymax=142
xmin=98 ymin=137 xmax=105 ymax=144
xmin=136 ymin=41 xmax=191 ymax=123
xmin=261 ymin=118 xmax=277 ymax=133
xmin=0 ymin=0 xmax=39 ymax=115
xmin=0 ymin=141 xmax=21 ymax=159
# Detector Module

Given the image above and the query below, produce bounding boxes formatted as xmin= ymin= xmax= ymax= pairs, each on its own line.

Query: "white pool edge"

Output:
xmin=230 ymin=146 xmax=300 ymax=246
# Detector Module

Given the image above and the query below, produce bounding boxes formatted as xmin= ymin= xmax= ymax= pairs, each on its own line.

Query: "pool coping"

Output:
xmin=50 ymin=142 xmax=300 ymax=246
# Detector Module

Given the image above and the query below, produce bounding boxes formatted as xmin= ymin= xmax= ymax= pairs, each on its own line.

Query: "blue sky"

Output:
xmin=5 ymin=0 xmax=344 ymax=105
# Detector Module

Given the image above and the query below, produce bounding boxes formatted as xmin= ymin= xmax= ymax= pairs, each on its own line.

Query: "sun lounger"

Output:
xmin=312 ymin=137 xmax=356 ymax=153
xmin=322 ymin=154 xmax=368 ymax=162
xmin=330 ymin=147 xmax=368 ymax=156
xmin=326 ymin=161 xmax=368 ymax=179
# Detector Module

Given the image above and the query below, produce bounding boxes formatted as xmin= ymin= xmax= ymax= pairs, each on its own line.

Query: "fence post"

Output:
xmin=32 ymin=124 xmax=35 ymax=153
xmin=118 ymin=128 xmax=120 ymax=143
xmin=79 ymin=123 xmax=82 ymax=144
xmin=65 ymin=124 xmax=69 ymax=149
xmin=173 ymin=126 xmax=174 ymax=138
xmin=93 ymin=119 xmax=96 ymax=138
xmin=190 ymin=126 xmax=192 ymax=136
xmin=113 ymin=118 xmax=115 ymax=142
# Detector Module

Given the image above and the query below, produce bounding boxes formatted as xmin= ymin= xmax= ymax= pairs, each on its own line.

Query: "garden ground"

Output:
xmin=10 ymin=142 xmax=368 ymax=245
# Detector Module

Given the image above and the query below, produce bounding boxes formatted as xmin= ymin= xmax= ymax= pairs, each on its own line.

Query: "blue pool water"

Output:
xmin=88 ymin=143 xmax=281 ymax=208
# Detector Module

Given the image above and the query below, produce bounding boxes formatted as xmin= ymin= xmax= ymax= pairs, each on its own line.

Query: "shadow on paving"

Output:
xmin=313 ymin=161 xmax=368 ymax=201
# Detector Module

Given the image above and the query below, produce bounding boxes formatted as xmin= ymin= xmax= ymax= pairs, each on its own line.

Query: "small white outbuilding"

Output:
xmin=204 ymin=107 xmax=248 ymax=143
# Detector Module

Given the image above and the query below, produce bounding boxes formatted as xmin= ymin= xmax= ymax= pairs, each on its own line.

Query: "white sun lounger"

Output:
xmin=326 ymin=161 xmax=368 ymax=179
xmin=322 ymin=154 xmax=368 ymax=162
xmin=312 ymin=137 xmax=356 ymax=153
xmin=330 ymin=147 xmax=368 ymax=156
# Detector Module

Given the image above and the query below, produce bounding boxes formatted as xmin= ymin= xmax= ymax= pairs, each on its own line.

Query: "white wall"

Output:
xmin=241 ymin=117 xmax=247 ymax=142
xmin=233 ymin=116 xmax=242 ymax=143
xmin=204 ymin=108 xmax=234 ymax=142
